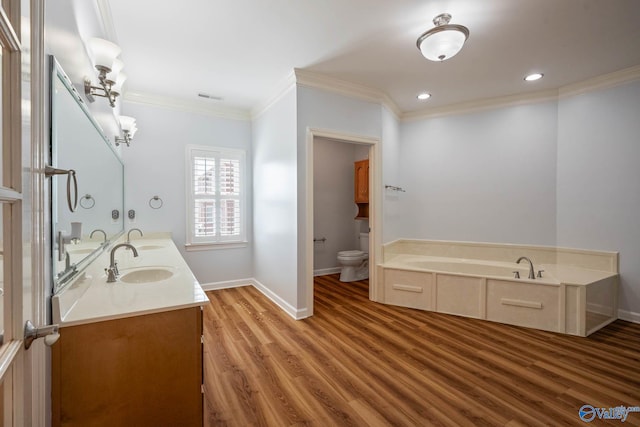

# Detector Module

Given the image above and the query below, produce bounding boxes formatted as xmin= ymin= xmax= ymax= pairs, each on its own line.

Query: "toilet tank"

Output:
xmin=359 ymin=232 xmax=369 ymax=252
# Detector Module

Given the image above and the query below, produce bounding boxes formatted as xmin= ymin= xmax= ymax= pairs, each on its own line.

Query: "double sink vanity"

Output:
xmin=51 ymin=233 xmax=209 ymax=426
xmin=49 ymin=57 xmax=208 ymax=426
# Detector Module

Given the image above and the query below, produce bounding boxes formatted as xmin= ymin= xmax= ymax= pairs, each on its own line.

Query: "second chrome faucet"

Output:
xmin=127 ymin=228 xmax=143 ymax=244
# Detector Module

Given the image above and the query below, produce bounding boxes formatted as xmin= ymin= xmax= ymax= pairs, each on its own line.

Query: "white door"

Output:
xmin=1 ymin=1 xmax=47 ymax=425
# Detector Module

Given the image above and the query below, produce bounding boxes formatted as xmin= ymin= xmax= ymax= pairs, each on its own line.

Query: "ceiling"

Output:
xmin=106 ymin=0 xmax=640 ymax=116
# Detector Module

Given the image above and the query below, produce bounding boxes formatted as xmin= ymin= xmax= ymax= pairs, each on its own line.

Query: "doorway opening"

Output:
xmin=304 ymin=128 xmax=381 ymax=317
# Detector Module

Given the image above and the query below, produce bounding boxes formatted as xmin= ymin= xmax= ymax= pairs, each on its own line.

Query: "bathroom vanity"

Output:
xmin=48 ymin=57 xmax=208 ymax=425
xmin=51 ymin=235 xmax=209 ymax=426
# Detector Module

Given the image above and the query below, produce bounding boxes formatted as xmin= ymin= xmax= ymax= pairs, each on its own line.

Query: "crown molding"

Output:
xmin=402 ymin=89 xmax=559 ymax=121
xmin=404 ymin=64 xmax=640 ymax=122
xmin=294 ymin=68 xmax=402 ymax=119
xmin=95 ymin=0 xmax=118 ymax=43
xmin=558 ymin=64 xmax=640 ymax=99
xmin=123 ymin=92 xmax=251 ymax=121
xmin=251 ymin=70 xmax=297 ymax=119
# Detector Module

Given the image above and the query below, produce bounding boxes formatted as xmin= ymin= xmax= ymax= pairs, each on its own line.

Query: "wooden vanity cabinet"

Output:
xmin=52 ymin=307 xmax=203 ymax=427
xmin=354 ymin=159 xmax=369 ymax=218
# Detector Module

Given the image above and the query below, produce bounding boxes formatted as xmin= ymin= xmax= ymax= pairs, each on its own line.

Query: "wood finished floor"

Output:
xmin=203 ymin=275 xmax=640 ymax=426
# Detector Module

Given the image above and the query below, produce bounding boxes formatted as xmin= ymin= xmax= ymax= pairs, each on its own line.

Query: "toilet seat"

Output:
xmin=338 ymin=250 xmax=366 ymax=259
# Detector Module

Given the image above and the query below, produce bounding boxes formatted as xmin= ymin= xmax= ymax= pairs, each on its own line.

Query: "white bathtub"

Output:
xmin=378 ymin=240 xmax=619 ymax=337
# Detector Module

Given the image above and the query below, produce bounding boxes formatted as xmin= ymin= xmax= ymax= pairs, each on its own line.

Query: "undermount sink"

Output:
xmin=120 ymin=267 xmax=175 ymax=284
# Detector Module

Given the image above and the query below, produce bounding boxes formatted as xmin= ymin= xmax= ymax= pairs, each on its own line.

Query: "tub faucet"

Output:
xmin=106 ymin=243 xmax=139 ymax=283
xmin=127 ymin=228 xmax=143 ymax=244
xmin=516 ymin=256 xmax=536 ymax=279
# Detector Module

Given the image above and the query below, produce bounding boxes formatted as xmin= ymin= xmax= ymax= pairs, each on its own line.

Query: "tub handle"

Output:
xmin=537 ymin=269 xmax=544 ymax=278
xmin=512 ymin=271 xmax=520 ymax=279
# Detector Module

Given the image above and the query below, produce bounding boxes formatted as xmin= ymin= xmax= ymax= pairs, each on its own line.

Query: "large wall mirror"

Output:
xmin=50 ymin=57 xmax=124 ymax=294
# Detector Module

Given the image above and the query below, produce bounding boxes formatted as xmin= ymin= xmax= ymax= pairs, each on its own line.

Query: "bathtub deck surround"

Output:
xmin=378 ymin=239 xmax=618 ymax=336
xmin=51 ymin=233 xmax=208 ymax=426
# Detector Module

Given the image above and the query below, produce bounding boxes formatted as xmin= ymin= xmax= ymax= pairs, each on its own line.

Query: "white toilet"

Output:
xmin=337 ymin=232 xmax=369 ymax=282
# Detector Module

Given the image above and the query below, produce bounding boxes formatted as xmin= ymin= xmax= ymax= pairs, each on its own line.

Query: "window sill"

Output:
xmin=184 ymin=242 xmax=248 ymax=252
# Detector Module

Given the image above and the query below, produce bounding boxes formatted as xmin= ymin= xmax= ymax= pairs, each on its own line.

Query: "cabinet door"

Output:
xmin=354 ymin=159 xmax=369 ymax=203
xmin=52 ymin=307 xmax=203 ymax=426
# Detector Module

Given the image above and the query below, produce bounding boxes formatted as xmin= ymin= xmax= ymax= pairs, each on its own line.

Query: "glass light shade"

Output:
xmin=88 ymin=38 xmax=121 ymax=71
xmin=418 ymin=28 xmax=467 ymax=61
xmin=107 ymin=59 xmax=124 ymax=83
xmin=129 ymin=125 xmax=138 ymax=138
xmin=525 ymin=73 xmax=544 ymax=82
xmin=119 ymin=116 xmax=136 ymax=132
xmin=111 ymin=72 xmax=127 ymax=94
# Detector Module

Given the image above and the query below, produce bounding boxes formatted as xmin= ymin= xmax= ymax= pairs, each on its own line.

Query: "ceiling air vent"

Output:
xmin=197 ymin=93 xmax=224 ymax=101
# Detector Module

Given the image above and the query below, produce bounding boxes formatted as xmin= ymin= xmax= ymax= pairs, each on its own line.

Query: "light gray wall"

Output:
xmin=398 ymin=102 xmax=558 ymax=246
xmin=381 ymin=105 xmax=402 ymax=242
xmin=252 ymin=87 xmax=299 ymax=309
xmin=313 ymin=138 xmax=366 ymax=272
xmin=121 ymin=101 xmax=253 ymax=285
xmin=557 ymin=80 xmax=640 ymax=315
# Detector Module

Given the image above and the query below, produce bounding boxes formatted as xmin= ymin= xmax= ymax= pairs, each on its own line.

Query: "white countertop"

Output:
xmin=52 ymin=234 xmax=209 ymax=327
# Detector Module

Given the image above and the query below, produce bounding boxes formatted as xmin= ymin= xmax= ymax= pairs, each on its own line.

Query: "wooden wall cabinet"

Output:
xmin=354 ymin=159 xmax=369 ymax=218
xmin=52 ymin=307 xmax=203 ymax=427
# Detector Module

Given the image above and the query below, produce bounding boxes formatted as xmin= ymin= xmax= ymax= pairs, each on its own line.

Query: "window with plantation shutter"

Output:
xmin=186 ymin=146 xmax=246 ymax=248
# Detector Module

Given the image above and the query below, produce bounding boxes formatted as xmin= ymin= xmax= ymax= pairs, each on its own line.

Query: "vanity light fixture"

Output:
xmin=84 ymin=38 xmax=126 ymax=107
xmin=417 ymin=13 xmax=469 ymax=62
xmin=417 ymin=92 xmax=431 ymax=101
xmin=115 ymin=115 xmax=138 ymax=147
xmin=524 ymin=72 xmax=544 ymax=82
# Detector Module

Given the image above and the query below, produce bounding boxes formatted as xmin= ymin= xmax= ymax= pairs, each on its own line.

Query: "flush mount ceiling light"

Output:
xmin=115 ymin=115 xmax=138 ymax=147
xmin=417 ymin=92 xmax=431 ymax=101
xmin=524 ymin=73 xmax=544 ymax=82
xmin=84 ymin=38 xmax=127 ymax=107
xmin=417 ymin=13 xmax=469 ymax=62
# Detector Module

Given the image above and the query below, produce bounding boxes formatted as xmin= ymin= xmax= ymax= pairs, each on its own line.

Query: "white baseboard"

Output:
xmin=251 ymin=278 xmax=309 ymax=320
xmin=200 ymin=278 xmax=252 ymax=291
xmin=314 ymin=267 xmax=341 ymax=276
xmin=203 ymin=277 xmax=309 ymax=320
xmin=618 ymin=309 xmax=640 ymax=324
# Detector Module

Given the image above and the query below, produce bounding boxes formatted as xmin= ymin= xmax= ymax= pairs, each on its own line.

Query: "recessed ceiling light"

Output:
xmin=417 ymin=92 xmax=431 ymax=101
xmin=524 ymin=73 xmax=544 ymax=82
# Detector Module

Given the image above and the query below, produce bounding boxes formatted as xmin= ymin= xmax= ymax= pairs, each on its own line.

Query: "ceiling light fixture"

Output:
xmin=417 ymin=13 xmax=469 ymax=62
xmin=84 ymin=38 xmax=127 ymax=107
xmin=115 ymin=115 xmax=138 ymax=147
xmin=524 ymin=73 xmax=544 ymax=82
xmin=417 ymin=92 xmax=431 ymax=101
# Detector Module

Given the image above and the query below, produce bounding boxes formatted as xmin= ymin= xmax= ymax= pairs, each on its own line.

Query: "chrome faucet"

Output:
xmin=90 ymin=228 xmax=107 ymax=243
xmin=516 ymin=256 xmax=536 ymax=279
xmin=127 ymin=228 xmax=143 ymax=244
xmin=106 ymin=243 xmax=139 ymax=283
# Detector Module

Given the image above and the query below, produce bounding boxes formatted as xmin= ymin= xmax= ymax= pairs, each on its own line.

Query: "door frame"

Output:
xmin=304 ymin=128 xmax=382 ymax=316
xmin=0 ymin=0 xmax=47 ymax=425
xmin=29 ymin=0 xmax=49 ymax=425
